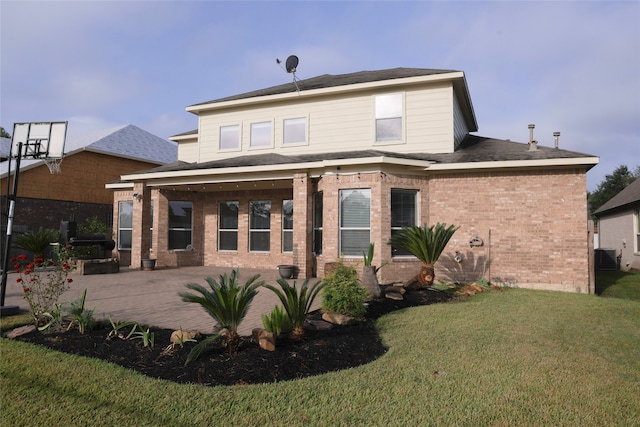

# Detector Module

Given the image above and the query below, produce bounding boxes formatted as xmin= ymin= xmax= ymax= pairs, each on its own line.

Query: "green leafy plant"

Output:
xmin=132 ymin=327 xmax=155 ymax=349
xmin=107 ymin=316 xmax=138 ymax=340
xmin=38 ymin=303 xmax=63 ymax=332
xmin=14 ymin=230 xmax=59 ymax=258
xmin=322 ymin=262 xmax=369 ymax=318
xmin=363 ymin=243 xmax=375 ymax=266
xmin=261 ymin=305 xmax=292 ymax=336
xmin=387 ymin=223 xmax=459 ymax=288
xmin=264 ymin=278 xmax=324 ymax=340
xmin=179 ymin=269 xmax=264 ymax=359
xmin=13 ymin=254 xmax=74 ymax=325
xmin=64 ymin=289 xmax=95 ymax=334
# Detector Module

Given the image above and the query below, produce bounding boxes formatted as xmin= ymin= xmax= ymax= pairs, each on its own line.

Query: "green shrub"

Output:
xmin=14 ymin=230 xmax=59 ymax=258
xmin=179 ymin=270 xmax=264 ymax=359
xmin=321 ymin=262 xmax=369 ymax=318
xmin=264 ymin=278 xmax=324 ymax=340
xmin=261 ymin=305 xmax=292 ymax=336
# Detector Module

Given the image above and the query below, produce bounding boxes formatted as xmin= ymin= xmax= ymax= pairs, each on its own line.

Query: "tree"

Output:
xmin=0 ymin=127 xmax=10 ymax=138
xmin=588 ymin=165 xmax=640 ymax=215
xmin=387 ymin=223 xmax=459 ymax=288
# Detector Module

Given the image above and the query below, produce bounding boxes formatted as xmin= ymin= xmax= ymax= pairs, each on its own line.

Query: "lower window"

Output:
xmin=391 ymin=189 xmax=418 ymax=257
xmin=282 ymin=200 xmax=293 ymax=253
xmin=219 ymin=201 xmax=238 ymax=251
xmin=118 ymin=201 xmax=133 ymax=250
xmin=250 ymin=200 xmax=271 ymax=252
xmin=168 ymin=201 xmax=193 ymax=250
xmin=339 ymin=189 xmax=371 ymax=256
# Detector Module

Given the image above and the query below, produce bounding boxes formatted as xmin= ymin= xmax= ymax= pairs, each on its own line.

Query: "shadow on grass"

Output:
xmin=595 ymin=270 xmax=640 ymax=300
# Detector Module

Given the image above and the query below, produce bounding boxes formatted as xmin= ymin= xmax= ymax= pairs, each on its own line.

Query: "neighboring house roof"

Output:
xmin=0 ymin=137 xmax=10 ymax=160
xmin=191 ymin=68 xmax=458 ymax=106
xmin=594 ymin=177 xmax=640 ymax=216
xmin=1 ymin=125 xmax=177 ymax=178
xmin=122 ymin=135 xmax=598 ymax=180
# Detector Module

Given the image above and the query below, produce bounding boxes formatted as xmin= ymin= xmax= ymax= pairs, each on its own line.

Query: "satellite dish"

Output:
xmin=285 ymin=55 xmax=298 ymax=73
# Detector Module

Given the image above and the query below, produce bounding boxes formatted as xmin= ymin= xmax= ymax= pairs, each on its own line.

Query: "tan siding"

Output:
xmin=177 ymin=140 xmax=199 ymax=163
xmin=191 ymin=82 xmax=457 ymax=163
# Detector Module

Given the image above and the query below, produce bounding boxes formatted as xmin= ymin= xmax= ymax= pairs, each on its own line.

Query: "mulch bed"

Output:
xmin=12 ymin=287 xmax=454 ymax=386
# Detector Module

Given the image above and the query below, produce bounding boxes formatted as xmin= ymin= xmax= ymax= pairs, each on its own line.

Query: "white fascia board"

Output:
xmin=105 ymin=182 xmax=134 ymax=190
xmin=187 ymin=72 xmax=465 ymax=114
xmin=119 ymin=156 xmax=434 ymax=183
xmin=424 ymin=157 xmax=600 ymax=171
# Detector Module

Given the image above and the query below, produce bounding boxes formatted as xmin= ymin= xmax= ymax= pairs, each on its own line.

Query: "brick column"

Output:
xmin=130 ymin=182 xmax=151 ymax=269
xmin=293 ymin=172 xmax=313 ymax=278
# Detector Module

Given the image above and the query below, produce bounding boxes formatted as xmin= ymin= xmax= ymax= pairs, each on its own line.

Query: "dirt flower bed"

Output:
xmin=13 ymin=288 xmax=454 ymax=386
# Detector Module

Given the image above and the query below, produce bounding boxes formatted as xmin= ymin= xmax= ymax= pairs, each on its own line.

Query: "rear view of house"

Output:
xmin=109 ymin=68 xmax=598 ymax=292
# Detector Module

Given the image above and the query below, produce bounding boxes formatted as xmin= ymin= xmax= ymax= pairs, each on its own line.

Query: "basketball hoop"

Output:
xmin=44 ymin=158 xmax=63 ymax=174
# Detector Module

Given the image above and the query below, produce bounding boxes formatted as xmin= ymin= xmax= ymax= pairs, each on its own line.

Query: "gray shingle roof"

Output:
xmin=131 ymin=135 xmax=596 ymax=176
xmin=594 ymin=177 xmax=640 ymax=215
xmin=191 ymin=68 xmax=459 ymax=106
xmin=1 ymin=125 xmax=177 ymax=178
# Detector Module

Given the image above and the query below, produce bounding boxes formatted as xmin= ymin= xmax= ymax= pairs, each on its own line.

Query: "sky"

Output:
xmin=1 ymin=1 xmax=639 ymax=191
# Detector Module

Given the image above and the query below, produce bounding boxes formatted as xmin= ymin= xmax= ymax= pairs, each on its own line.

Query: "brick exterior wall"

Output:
xmin=116 ymin=168 xmax=591 ymax=292
xmin=426 ymin=169 xmax=590 ymax=292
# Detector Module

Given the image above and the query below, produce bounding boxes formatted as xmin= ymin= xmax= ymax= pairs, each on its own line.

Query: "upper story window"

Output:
xmin=282 ymin=200 xmax=293 ymax=252
xmin=339 ymin=189 xmax=371 ymax=256
xmin=219 ymin=201 xmax=238 ymax=251
xmin=220 ymin=125 xmax=240 ymax=150
xmin=283 ymin=117 xmax=307 ymax=145
xmin=118 ymin=201 xmax=133 ymax=250
xmin=375 ymin=93 xmax=403 ymax=141
xmin=168 ymin=201 xmax=193 ymax=250
xmin=250 ymin=121 xmax=272 ymax=148
xmin=391 ymin=189 xmax=418 ymax=257
xmin=249 ymin=200 xmax=271 ymax=252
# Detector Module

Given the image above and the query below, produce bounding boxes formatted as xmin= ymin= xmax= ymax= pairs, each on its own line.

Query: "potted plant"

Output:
xmin=387 ymin=223 xmax=459 ymax=288
xmin=362 ymin=243 xmax=386 ymax=299
xmin=277 ymin=264 xmax=297 ymax=279
xmin=141 ymin=259 xmax=156 ymax=271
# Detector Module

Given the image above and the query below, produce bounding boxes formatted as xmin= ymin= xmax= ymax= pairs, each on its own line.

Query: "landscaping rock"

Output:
xmin=170 ymin=329 xmax=200 ymax=344
xmin=321 ymin=312 xmax=355 ymax=326
xmin=7 ymin=325 xmax=36 ymax=338
xmin=304 ymin=319 xmax=334 ymax=330
xmin=258 ymin=330 xmax=276 ymax=352
xmin=385 ymin=292 xmax=404 ymax=301
xmin=385 ymin=285 xmax=406 ymax=295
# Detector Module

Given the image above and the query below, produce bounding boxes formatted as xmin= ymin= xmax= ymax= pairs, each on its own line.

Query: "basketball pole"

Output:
xmin=0 ymin=142 xmax=22 ymax=315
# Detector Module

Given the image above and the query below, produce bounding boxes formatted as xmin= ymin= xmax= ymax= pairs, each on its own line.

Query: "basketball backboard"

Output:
xmin=11 ymin=121 xmax=68 ymax=160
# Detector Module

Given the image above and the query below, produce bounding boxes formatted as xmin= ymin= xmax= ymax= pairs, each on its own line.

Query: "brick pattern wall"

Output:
xmin=427 ymin=169 xmax=590 ymax=292
xmin=113 ymin=167 xmax=591 ymax=292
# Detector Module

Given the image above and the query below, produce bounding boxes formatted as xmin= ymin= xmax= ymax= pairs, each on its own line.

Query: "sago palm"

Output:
xmin=179 ymin=270 xmax=264 ymax=359
xmin=388 ymin=223 xmax=459 ymax=288
xmin=264 ymin=278 xmax=324 ymax=341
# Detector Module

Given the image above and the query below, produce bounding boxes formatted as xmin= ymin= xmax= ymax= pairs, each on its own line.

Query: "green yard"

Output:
xmin=1 ymin=275 xmax=639 ymax=426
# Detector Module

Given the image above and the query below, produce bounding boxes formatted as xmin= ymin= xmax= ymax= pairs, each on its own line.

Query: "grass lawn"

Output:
xmin=596 ymin=269 xmax=640 ymax=300
xmin=1 ymin=286 xmax=639 ymax=426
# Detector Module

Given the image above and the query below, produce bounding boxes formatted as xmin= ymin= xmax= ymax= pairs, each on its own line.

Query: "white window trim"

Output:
xmin=117 ymin=200 xmax=133 ymax=251
xmin=390 ymin=189 xmax=419 ymax=258
xmin=249 ymin=200 xmax=271 ymax=252
xmin=374 ymin=92 xmax=405 ymax=144
xmin=218 ymin=201 xmax=239 ymax=252
xmin=249 ymin=120 xmax=274 ymax=150
xmin=338 ymin=189 xmax=371 ymax=258
xmin=168 ymin=201 xmax=193 ymax=251
xmin=219 ymin=124 xmax=242 ymax=152
xmin=282 ymin=116 xmax=309 ymax=147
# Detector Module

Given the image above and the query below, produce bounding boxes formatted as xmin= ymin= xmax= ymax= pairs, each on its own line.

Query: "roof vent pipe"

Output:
xmin=553 ymin=131 xmax=560 ymax=149
xmin=528 ymin=124 xmax=538 ymax=151
xmin=528 ymin=124 xmax=535 ymax=143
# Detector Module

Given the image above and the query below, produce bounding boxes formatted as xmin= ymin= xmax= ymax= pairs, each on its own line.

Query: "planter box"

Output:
xmin=78 ymin=258 xmax=119 ymax=275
